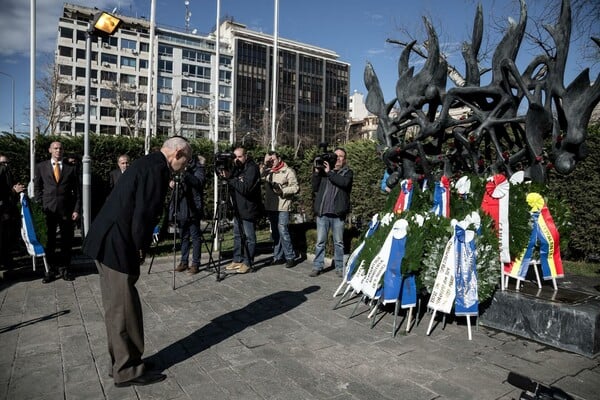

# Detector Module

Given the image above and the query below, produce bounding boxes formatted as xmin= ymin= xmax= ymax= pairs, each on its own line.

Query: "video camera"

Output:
xmin=214 ymin=152 xmax=235 ymax=174
xmin=314 ymin=143 xmax=337 ymax=169
xmin=507 ymin=372 xmax=573 ymax=400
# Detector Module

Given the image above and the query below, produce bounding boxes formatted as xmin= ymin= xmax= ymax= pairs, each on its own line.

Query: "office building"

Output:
xmin=53 ymin=3 xmax=349 ymax=147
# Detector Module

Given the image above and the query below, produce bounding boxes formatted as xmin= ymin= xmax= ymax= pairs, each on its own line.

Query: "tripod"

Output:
xmin=206 ymin=178 xmax=233 ymax=281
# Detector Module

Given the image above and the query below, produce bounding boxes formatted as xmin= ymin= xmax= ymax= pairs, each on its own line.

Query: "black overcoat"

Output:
xmin=83 ymin=151 xmax=170 ymax=275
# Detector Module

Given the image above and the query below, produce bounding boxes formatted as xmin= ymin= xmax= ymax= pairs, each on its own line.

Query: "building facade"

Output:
xmin=53 ymin=3 xmax=349 ymax=148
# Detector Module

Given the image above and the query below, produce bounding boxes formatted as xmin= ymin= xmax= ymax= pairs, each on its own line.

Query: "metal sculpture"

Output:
xmin=366 ymin=0 xmax=600 ymax=185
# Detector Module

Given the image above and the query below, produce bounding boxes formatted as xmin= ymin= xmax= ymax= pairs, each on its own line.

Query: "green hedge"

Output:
xmin=2 ymin=131 xmax=598 ymax=261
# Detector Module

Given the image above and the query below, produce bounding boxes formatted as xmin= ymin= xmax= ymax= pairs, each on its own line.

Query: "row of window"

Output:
xmin=59 ymin=26 xmax=149 ymax=53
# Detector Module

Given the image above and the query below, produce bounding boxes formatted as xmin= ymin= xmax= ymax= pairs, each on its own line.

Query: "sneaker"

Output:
xmin=236 ymin=263 xmax=250 ymax=274
xmin=309 ymin=269 xmax=321 ymax=277
xmin=187 ymin=264 xmax=199 ymax=275
xmin=225 ymin=262 xmax=242 ymax=270
xmin=285 ymin=259 xmax=295 ymax=268
xmin=335 ymin=269 xmax=343 ymax=278
xmin=268 ymin=258 xmax=285 ymax=266
xmin=175 ymin=263 xmax=188 ymax=272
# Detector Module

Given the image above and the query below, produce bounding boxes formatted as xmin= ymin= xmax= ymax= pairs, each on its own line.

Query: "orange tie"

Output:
xmin=53 ymin=162 xmax=60 ymax=182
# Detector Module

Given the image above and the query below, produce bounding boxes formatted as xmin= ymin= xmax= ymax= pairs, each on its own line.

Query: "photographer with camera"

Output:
xmin=169 ymin=154 xmax=206 ymax=275
xmin=218 ymin=147 xmax=262 ymax=274
xmin=310 ymin=147 xmax=353 ymax=278
xmin=261 ymin=151 xmax=300 ymax=268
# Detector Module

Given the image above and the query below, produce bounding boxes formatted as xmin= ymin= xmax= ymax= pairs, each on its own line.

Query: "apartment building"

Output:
xmin=53 ymin=3 xmax=349 ymax=147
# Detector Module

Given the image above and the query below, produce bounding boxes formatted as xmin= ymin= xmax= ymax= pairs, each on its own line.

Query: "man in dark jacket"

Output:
xmin=170 ymin=154 xmax=206 ymax=275
xmin=218 ymin=147 xmax=262 ymax=273
xmin=0 ymin=155 xmax=25 ymax=269
xmin=34 ymin=141 xmax=81 ymax=282
xmin=311 ymin=147 xmax=353 ymax=277
xmin=83 ymin=137 xmax=191 ymax=387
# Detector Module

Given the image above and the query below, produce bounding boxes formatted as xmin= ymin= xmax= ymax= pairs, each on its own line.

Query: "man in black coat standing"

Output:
xmin=83 ymin=137 xmax=192 ymax=387
xmin=34 ymin=141 xmax=81 ymax=282
xmin=109 ymin=154 xmax=130 ymax=191
xmin=218 ymin=147 xmax=262 ymax=274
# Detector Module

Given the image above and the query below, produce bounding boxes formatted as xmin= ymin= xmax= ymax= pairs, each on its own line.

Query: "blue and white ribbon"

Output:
xmin=454 ymin=224 xmax=478 ymax=316
xmin=20 ymin=193 xmax=45 ymax=257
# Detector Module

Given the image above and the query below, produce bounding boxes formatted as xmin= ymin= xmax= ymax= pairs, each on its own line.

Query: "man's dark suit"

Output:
xmin=109 ymin=168 xmax=124 ymax=191
xmin=82 ymin=151 xmax=170 ymax=383
xmin=34 ymin=158 xmax=81 ymax=275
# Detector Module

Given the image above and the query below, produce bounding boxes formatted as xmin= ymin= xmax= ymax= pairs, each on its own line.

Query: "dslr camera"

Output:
xmin=214 ymin=152 xmax=235 ymax=174
xmin=314 ymin=143 xmax=337 ymax=170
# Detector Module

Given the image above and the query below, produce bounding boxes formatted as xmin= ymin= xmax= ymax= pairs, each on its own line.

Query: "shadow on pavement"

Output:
xmin=146 ymin=285 xmax=320 ymax=371
xmin=0 ymin=310 xmax=70 ymax=334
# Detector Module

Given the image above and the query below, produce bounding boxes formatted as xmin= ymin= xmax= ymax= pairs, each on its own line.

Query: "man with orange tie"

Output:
xmin=34 ymin=141 xmax=81 ymax=283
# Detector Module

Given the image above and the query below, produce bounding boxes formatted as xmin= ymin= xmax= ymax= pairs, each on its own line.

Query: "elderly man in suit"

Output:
xmin=109 ymin=154 xmax=130 ymax=191
xmin=34 ymin=141 xmax=81 ymax=283
xmin=83 ymin=137 xmax=192 ymax=388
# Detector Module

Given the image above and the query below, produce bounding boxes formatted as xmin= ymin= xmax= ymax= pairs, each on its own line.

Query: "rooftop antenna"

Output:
xmin=184 ymin=0 xmax=192 ymax=33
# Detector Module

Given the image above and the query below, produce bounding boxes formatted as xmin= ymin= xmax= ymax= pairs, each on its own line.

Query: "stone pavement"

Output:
xmin=0 ymin=253 xmax=598 ymax=400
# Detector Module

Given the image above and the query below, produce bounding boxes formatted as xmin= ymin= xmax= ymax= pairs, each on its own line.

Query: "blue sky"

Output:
xmin=0 ymin=0 xmax=598 ymax=134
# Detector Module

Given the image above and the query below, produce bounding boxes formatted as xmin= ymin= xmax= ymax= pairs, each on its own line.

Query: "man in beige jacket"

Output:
xmin=261 ymin=151 xmax=299 ymax=268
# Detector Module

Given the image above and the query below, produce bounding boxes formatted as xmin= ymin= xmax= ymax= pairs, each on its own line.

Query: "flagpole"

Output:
xmin=213 ymin=0 xmax=221 ymax=250
xmin=270 ymin=0 xmax=279 ymax=151
xmin=145 ymin=0 xmax=157 ymax=154
xmin=29 ymin=0 xmax=36 ymax=198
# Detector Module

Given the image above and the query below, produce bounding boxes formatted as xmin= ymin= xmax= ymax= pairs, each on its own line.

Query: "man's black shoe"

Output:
xmin=42 ymin=274 xmax=54 ymax=284
xmin=309 ymin=269 xmax=321 ymax=277
xmin=285 ymin=260 xmax=295 ymax=268
xmin=114 ymin=372 xmax=166 ymax=387
xmin=62 ymin=271 xmax=74 ymax=281
xmin=109 ymin=361 xmax=157 ymax=378
xmin=268 ymin=258 xmax=285 ymax=266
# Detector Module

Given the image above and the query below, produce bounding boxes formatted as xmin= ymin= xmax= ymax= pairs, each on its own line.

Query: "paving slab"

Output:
xmin=0 ymin=253 xmax=599 ymax=400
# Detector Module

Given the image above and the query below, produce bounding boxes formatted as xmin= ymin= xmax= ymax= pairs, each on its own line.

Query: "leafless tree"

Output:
xmin=36 ymin=61 xmax=73 ymax=135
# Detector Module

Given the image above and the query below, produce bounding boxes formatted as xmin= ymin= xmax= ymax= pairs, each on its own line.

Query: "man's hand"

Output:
xmin=197 ymin=155 xmax=206 ymax=166
xmin=72 ymin=212 xmax=79 ymax=221
xmin=271 ymin=182 xmax=283 ymax=196
xmin=12 ymin=183 xmax=25 ymax=194
xmin=323 ymin=161 xmax=331 ymax=174
xmin=220 ymin=169 xmax=231 ymax=179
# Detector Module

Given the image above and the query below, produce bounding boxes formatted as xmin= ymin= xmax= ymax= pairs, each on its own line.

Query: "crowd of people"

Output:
xmin=1 ymin=137 xmax=354 ymax=387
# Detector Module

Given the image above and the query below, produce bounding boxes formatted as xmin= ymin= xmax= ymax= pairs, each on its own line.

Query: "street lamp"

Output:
xmin=0 ymin=71 xmax=15 ymax=134
xmin=82 ymin=10 xmax=122 ymax=237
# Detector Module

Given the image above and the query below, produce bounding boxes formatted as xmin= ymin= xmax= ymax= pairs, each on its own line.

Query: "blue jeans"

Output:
xmin=314 ymin=215 xmax=345 ymax=271
xmin=233 ymin=218 xmax=256 ymax=266
xmin=268 ymin=211 xmax=295 ymax=261
xmin=180 ymin=219 xmax=201 ymax=266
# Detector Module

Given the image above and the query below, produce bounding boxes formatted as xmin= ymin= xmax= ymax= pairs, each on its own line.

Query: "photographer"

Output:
xmin=218 ymin=147 xmax=262 ymax=274
xmin=261 ymin=151 xmax=299 ymax=268
xmin=169 ymin=154 xmax=206 ymax=275
xmin=310 ymin=147 xmax=353 ymax=278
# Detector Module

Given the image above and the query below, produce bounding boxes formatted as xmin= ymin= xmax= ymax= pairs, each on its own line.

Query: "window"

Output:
xmin=121 ymin=38 xmax=137 ymax=50
xmin=99 ymin=125 xmax=116 ymax=135
xmin=59 ymin=65 xmax=72 ymax=76
xmin=157 ymin=93 xmax=171 ymax=105
xmin=218 ymin=100 xmax=231 ymax=112
xmin=182 ymin=64 xmax=210 ymax=78
xmin=139 ymin=76 xmax=148 ymax=86
xmin=219 ymin=70 xmax=232 ymax=82
xmin=101 ymin=53 xmax=118 ymax=65
xmin=158 ymin=45 xmax=173 ymax=56
xmin=218 ymin=85 xmax=231 ymax=98
xmin=60 ymin=27 xmax=73 ymax=40
xmin=220 ymin=55 xmax=232 ymax=67
xmin=60 ymin=122 xmax=71 ymax=132
xmin=100 ymin=88 xmax=116 ymax=99
xmin=76 ymin=30 xmax=86 ymax=42
xmin=158 ymin=109 xmax=171 ymax=121
xmin=58 ymin=84 xmax=71 ymax=94
xmin=101 ymin=71 xmax=117 ymax=82
xmin=120 ymin=74 xmax=136 ymax=85
xmin=100 ymin=107 xmax=116 ymax=117
xmin=140 ymin=43 xmax=149 ymax=53
xmin=121 ymin=56 xmax=136 ymax=68
xmin=76 ymin=67 xmax=86 ymax=78
xmin=158 ymin=59 xmax=172 ymax=73
xmin=139 ymin=59 xmax=148 ymax=69
xmin=101 ymin=36 xmax=118 ymax=47
xmin=75 ymin=123 xmax=84 ymax=133
xmin=59 ymin=46 xmax=72 ymax=58
xmin=158 ymin=76 xmax=172 ymax=89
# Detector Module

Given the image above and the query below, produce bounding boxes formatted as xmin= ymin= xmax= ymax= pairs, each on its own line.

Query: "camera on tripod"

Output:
xmin=214 ymin=152 xmax=235 ymax=175
xmin=313 ymin=143 xmax=337 ymax=169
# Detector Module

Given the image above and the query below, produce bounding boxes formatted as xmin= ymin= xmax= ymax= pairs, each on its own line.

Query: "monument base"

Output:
xmin=480 ymin=281 xmax=600 ymax=357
